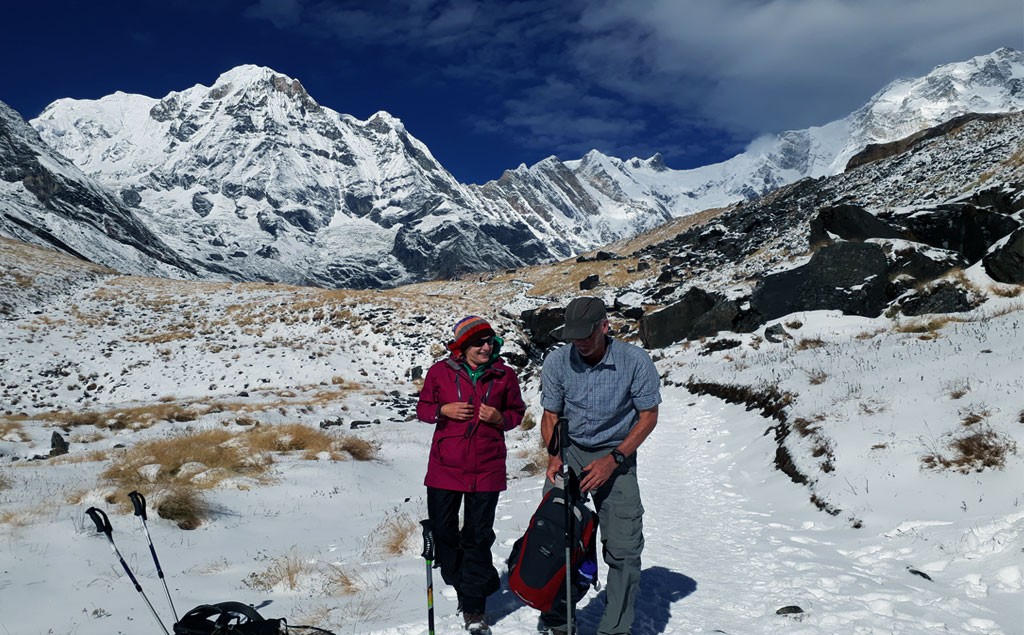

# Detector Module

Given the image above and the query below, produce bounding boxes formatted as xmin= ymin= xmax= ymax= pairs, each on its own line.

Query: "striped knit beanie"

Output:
xmin=448 ymin=315 xmax=495 ymax=352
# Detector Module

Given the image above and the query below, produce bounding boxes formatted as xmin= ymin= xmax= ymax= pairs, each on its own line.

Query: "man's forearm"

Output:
xmin=615 ymin=406 xmax=658 ymax=457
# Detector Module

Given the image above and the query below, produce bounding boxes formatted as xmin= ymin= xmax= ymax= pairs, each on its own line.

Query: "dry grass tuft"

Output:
xmin=518 ymin=440 xmax=551 ymax=477
xmin=794 ymin=337 xmax=825 ymax=350
xmin=370 ymin=511 xmax=418 ymax=557
xmin=807 ymin=369 xmax=828 ymax=385
xmin=0 ymin=420 xmax=30 ymax=442
xmin=50 ymin=403 xmax=200 ymax=431
xmin=519 ymin=411 xmax=537 ymax=432
xmin=793 ymin=415 xmax=824 ymax=437
xmin=922 ymin=427 xmax=1017 ymax=474
xmin=99 ymin=428 xmax=269 ymax=523
xmin=960 ymin=409 xmax=990 ymax=427
xmin=989 ymin=285 xmax=1022 ymax=298
xmin=337 ymin=435 xmax=379 ymax=461
xmin=324 ymin=563 xmax=361 ymax=596
xmin=945 ymin=379 xmax=971 ymax=400
xmin=0 ymin=471 xmax=11 ymax=491
xmin=244 ymin=549 xmax=315 ymax=592
xmin=156 ymin=486 xmax=213 ymax=530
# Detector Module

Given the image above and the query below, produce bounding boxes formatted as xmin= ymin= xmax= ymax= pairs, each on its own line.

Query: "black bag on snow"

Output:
xmin=506 ymin=485 xmax=598 ymax=612
xmin=173 ymin=601 xmax=284 ymax=635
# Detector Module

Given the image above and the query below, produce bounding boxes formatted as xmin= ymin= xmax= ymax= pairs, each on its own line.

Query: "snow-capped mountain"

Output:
xmin=16 ymin=48 xmax=1024 ymax=287
xmin=0 ymin=101 xmax=197 ymax=278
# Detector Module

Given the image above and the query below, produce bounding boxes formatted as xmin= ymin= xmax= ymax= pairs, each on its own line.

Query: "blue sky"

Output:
xmin=4 ymin=1 xmax=1021 ymax=184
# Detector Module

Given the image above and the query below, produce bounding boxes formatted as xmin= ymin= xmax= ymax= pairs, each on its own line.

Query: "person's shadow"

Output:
xmin=488 ymin=566 xmax=697 ymax=634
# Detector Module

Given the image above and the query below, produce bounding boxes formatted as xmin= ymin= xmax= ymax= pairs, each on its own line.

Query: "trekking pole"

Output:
xmin=129 ymin=491 xmax=179 ymax=623
xmin=85 ymin=507 xmax=171 ymax=635
xmin=558 ymin=417 xmax=575 ymax=635
xmin=420 ymin=519 xmax=436 ymax=635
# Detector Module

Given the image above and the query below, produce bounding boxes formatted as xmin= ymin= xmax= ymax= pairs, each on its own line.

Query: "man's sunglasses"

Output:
xmin=468 ymin=336 xmax=495 ymax=348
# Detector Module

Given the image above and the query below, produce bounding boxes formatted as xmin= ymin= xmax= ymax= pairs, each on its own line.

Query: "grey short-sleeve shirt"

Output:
xmin=541 ymin=337 xmax=662 ymax=448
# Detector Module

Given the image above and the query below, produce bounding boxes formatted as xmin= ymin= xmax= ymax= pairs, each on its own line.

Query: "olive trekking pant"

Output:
xmin=540 ymin=443 xmax=644 ymax=635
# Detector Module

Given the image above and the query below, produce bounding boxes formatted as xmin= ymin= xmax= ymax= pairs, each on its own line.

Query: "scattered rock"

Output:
xmin=776 ymin=605 xmax=804 ymax=615
xmin=579 ymin=274 xmax=600 ymax=290
xmin=764 ymin=323 xmax=792 ymax=343
xmin=49 ymin=431 xmax=69 ymax=457
xmin=908 ymin=568 xmax=933 ymax=581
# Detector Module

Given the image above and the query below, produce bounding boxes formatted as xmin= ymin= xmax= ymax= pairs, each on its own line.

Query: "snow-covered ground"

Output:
xmin=1 ymin=244 xmax=1022 ymax=634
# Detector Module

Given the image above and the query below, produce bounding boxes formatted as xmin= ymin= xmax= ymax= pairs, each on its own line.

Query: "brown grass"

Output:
xmin=156 ymin=486 xmax=213 ymax=530
xmin=793 ymin=415 xmax=824 ymax=437
xmin=98 ymin=424 xmax=376 ymax=527
xmin=324 ymin=563 xmax=362 ymax=596
xmin=0 ymin=471 xmax=11 ymax=491
xmin=922 ymin=427 xmax=1017 ymax=474
xmin=895 ymin=316 xmax=959 ymax=335
xmin=960 ymin=409 xmax=990 ymax=427
xmin=807 ymin=369 xmax=828 ymax=385
xmin=945 ymin=379 xmax=971 ymax=400
xmin=989 ymin=284 xmax=1023 ymax=298
xmin=519 ymin=411 xmax=537 ymax=432
xmin=0 ymin=421 xmax=30 ymax=442
xmin=50 ymin=403 xmax=200 ymax=431
xmin=244 ymin=549 xmax=315 ymax=592
xmin=99 ymin=428 xmax=269 ymax=521
xmin=794 ymin=337 xmax=825 ymax=350
xmin=370 ymin=511 xmax=418 ymax=557
xmin=517 ymin=440 xmax=551 ymax=477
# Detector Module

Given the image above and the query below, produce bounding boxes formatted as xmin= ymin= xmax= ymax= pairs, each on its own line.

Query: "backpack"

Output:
xmin=506 ymin=485 xmax=598 ymax=612
xmin=173 ymin=602 xmax=284 ymax=635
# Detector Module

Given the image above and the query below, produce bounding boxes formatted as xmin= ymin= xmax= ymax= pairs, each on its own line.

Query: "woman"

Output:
xmin=416 ymin=315 xmax=526 ymax=634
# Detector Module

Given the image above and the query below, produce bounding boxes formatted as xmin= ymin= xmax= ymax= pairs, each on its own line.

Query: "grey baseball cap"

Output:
xmin=560 ymin=296 xmax=607 ymax=340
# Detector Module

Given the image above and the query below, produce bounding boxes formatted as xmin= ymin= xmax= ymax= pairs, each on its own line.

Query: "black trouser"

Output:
xmin=427 ymin=487 xmax=501 ymax=614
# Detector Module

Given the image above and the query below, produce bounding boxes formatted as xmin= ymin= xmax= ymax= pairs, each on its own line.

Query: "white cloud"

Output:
xmin=247 ymin=0 xmax=1022 ymax=160
xmin=571 ymin=0 xmax=1024 ymax=133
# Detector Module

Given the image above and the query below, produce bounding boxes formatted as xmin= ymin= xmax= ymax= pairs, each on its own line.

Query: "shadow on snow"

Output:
xmin=489 ymin=566 xmax=697 ymax=634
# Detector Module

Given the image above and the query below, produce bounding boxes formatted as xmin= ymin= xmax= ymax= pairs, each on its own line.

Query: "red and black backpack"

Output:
xmin=507 ymin=485 xmax=598 ymax=612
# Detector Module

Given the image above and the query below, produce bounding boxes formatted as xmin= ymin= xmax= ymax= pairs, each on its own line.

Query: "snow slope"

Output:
xmin=0 ymin=248 xmax=1021 ymax=634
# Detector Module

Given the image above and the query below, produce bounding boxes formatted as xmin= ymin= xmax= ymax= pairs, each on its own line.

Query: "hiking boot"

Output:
xmin=464 ymin=612 xmax=491 ymax=635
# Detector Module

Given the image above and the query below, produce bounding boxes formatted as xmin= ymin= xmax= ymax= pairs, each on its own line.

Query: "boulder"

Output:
xmin=639 ymin=287 xmax=744 ymax=348
xmin=808 ymin=204 xmax=901 ymax=246
xmin=983 ymin=228 xmax=1024 ymax=284
xmin=521 ymin=306 xmax=565 ymax=349
xmin=899 ymin=283 xmax=979 ymax=316
xmin=751 ymin=242 xmax=890 ymax=320
xmin=897 ymin=204 xmax=1019 ymax=263
xmin=580 ymin=274 xmax=600 ymax=290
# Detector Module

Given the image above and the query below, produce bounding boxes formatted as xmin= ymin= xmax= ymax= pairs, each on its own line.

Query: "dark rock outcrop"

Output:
xmin=983 ymin=228 xmax=1024 ymax=283
xmin=808 ymin=204 xmax=902 ymax=246
xmin=751 ymin=242 xmax=890 ymax=320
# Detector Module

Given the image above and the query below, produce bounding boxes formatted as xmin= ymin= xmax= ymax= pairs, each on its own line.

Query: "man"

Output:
xmin=538 ymin=296 xmax=661 ymax=635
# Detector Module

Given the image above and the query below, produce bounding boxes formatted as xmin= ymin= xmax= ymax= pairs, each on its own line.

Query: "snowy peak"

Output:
xmin=9 ymin=49 xmax=1024 ymax=288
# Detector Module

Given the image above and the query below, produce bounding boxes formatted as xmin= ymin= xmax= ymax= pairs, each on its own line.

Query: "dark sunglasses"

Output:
xmin=467 ymin=335 xmax=495 ymax=348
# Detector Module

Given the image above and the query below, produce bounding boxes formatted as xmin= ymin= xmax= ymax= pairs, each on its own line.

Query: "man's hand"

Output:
xmin=546 ymin=454 xmax=563 ymax=483
xmin=478 ymin=404 xmax=503 ymax=428
xmin=579 ymin=455 xmax=618 ymax=493
xmin=440 ymin=402 xmax=474 ymax=420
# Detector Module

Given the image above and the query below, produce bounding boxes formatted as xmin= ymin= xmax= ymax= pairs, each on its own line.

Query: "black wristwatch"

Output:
xmin=610 ymin=449 xmax=626 ymax=465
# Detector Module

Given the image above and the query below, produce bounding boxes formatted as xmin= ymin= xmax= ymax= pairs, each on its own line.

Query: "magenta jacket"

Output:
xmin=417 ymin=356 xmax=525 ymax=492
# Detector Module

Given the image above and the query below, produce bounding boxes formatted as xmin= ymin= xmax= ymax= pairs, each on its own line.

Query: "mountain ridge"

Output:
xmin=5 ymin=48 xmax=1024 ymax=287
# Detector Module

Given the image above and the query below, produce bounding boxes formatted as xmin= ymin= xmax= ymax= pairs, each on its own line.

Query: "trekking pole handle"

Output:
xmin=129 ymin=491 xmax=148 ymax=520
xmin=86 ymin=507 xmax=113 ymax=536
xmin=420 ymin=519 xmax=434 ymax=560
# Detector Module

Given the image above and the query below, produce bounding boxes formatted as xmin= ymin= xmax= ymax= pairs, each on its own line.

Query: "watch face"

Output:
xmin=612 ymin=451 xmax=625 ymax=464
